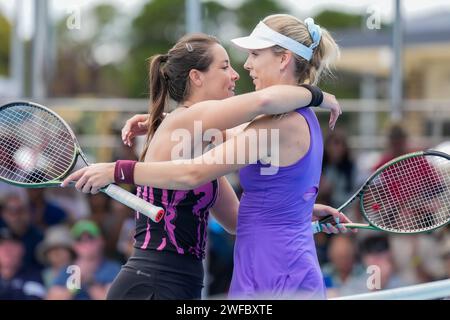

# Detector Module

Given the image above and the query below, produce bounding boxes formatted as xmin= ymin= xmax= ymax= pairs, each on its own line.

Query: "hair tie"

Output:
xmin=304 ymin=18 xmax=322 ymax=50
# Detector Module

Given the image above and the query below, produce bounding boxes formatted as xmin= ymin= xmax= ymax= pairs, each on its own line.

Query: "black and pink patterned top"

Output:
xmin=134 ymin=180 xmax=219 ymax=260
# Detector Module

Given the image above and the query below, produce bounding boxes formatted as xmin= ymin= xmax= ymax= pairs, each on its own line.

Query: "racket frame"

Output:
xmin=0 ymin=101 xmax=165 ymax=223
xmin=313 ymin=150 xmax=450 ymax=234
xmin=0 ymin=101 xmax=81 ymax=188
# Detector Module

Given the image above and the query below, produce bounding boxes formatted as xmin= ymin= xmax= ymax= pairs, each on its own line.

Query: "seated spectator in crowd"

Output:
xmin=105 ymin=200 xmax=133 ymax=261
xmin=27 ymin=189 xmax=68 ymax=231
xmin=0 ymin=227 xmax=46 ymax=299
xmin=339 ymin=235 xmax=410 ymax=296
xmin=0 ymin=185 xmax=26 ymax=206
xmin=116 ymin=218 xmax=135 ymax=263
xmin=389 ymin=233 xmax=445 ymax=284
xmin=322 ymin=234 xmax=365 ymax=297
xmin=320 ymin=130 xmax=357 ymax=209
xmin=45 ymin=187 xmax=90 ymax=222
xmin=46 ymin=220 xmax=120 ymax=300
xmin=316 ymin=130 xmax=357 ymax=265
xmin=36 ymin=225 xmax=76 ymax=289
xmin=208 ymin=217 xmax=235 ymax=296
xmin=372 ymin=124 xmax=412 ymax=171
xmin=87 ymin=194 xmax=126 ymax=259
xmin=0 ymin=193 xmax=44 ymax=269
xmin=441 ymin=236 xmax=450 ymax=279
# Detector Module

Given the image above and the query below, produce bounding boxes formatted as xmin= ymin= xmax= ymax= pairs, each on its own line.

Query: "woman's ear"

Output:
xmin=188 ymin=69 xmax=204 ymax=87
xmin=280 ymin=51 xmax=293 ymax=72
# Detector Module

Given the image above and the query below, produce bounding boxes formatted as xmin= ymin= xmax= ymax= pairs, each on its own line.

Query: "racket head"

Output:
xmin=0 ymin=101 xmax=80 ymax=188
xmin=359 ymin=150 xmax=450 ymax=234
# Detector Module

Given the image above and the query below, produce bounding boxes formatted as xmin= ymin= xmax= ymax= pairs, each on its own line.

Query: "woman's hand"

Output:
xmin=121 ymin=114 xmax=150 ymax=147
xmin=312 ymin=203 xmax=356 ymax=234
xmin=319 ymin=92 xmax=342 ymax=130
xmin=61 ymin=163 xmax=115 ymax=194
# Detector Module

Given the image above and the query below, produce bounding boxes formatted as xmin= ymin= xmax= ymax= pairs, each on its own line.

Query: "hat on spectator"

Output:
xmin=36 ymin=225 xmax=76 ymax=264
xmin=71 ymin=220 xmax=101 ymax=239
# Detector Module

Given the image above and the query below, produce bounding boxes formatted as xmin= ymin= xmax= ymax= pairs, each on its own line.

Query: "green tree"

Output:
xmin=122 ymin=0 xmax=186 ymax=97
xmin=122 ymin=0 xmax=232 ymax=97
xmin=0 ymin=12 xmax=11 ymax=76
xmin=236 ymin=0 xmax=287 ymax=32
xmin=313 ymin=10 xmax=364 ymax=30
xmin=50 ymin=4 xmax=124 ymax=96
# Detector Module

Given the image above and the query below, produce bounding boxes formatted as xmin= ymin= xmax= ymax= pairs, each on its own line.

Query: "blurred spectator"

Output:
xmin=46 ymin=220 xmax=120 ymax=300
xmin=45 ymin=187 xmax=90 ymax=221
xmin=27 ymin=189 xmax=68 ymax=231
xmin=87 ymin=194 xmax=130 ymax=259
xmin=319 ymin=130 xmax=357 ymax=208
xmin=372 ymin=124 xmax=412 ymax=171
xmin=106 ymin=200 xmax=133 ymax=260
xmin=207 ymin=217 xmax=234 ymax=296
xmin=339 ymin=235 xmax=410 ymax=296
xmin=322 ymin=234 xmax=364 ymax=297
xmin=0 ymin=193 xmax=44 ymax=269
xmin=440 ymin=235 xmax=450 ymax=279
xmin=87 ymin=193 xmax=111 ymax=238
xmin=0 ymin=227 xmax=46 ymax=299
xmin=36 ymin=225 xmax=76 ymax=289
xmin=389 ymin=234 xmax=445 ymax=284
xmin=0 ymin=185 xmax=26 ymax=205
xmin=116 ymin=218 xmax=135 ymax=262
xmin=316 ymin=130 xmax=357 ymax=265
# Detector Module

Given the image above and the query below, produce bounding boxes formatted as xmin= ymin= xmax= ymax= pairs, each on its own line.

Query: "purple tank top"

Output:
xmin=134 ymin=180 xmax=218 ymax=260
xmin=229 ymin=107 xmax=326 ymax=299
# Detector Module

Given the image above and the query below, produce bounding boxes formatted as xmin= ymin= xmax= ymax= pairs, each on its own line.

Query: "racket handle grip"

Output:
xmin=311 ymin=215 xmax=338 ymax=234
xmin=103 ymin=184 xmax=165 ymax=223
xmin=311 ymin=221 xmax=322 ymax=234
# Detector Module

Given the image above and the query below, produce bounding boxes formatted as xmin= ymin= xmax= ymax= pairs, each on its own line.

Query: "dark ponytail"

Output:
xmin=139 ymin=54 xmax=169 ymax=161
xmin=139 ymin=34 xmax=220 ymax=161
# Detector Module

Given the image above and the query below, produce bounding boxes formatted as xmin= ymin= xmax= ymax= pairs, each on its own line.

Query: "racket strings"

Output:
xmin=1 ymin=117 xmax=73 ymax=182
xmin=1 ymin=109 xmax=74 ymax=177
xmin=8 ymin=108 xmax=75 ymax=177
xmin=0 ymin=105 xmax=76 ymax=184
xmin=368 ymin=157 xmax=449 ymax=231
xmin=362 ymin=155 xmax=450 ymax=232
xmin=1 ymin=118 xmax=73 ymax=179
xmin=0 ymin=111 xmax=69 ymax=182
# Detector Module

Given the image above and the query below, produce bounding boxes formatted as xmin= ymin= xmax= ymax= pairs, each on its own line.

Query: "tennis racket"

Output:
xmin=0 ymin=101 xmax=164 ymax=223
xmin=312 ymin=150 xmax=450 ymax=234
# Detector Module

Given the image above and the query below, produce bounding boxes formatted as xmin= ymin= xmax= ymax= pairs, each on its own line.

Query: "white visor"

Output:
xmin=231 ymin=20 xmax=320 ymax=61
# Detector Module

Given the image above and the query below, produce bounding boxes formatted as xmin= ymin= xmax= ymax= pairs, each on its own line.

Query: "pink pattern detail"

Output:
xmin=140 ymin=186 xmax=154 ymax=249
xmin=140 ymin=217 xmax=151 ymax=249
xmin=157 ymin=237 xmax=166 ymax=251
xmin=162 ymin=189 xmax=187 ymax=254
xmin=189 ymin=183 xmax=214 ymax=258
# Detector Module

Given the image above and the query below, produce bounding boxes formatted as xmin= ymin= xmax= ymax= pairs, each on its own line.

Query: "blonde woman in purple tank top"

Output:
xmin=64 ymin=15 xmax=353 ymax=299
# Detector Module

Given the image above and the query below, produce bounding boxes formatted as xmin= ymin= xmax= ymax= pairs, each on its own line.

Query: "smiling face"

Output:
xmin=243 ymin=48 xmax=284 ymax=91
xmin=197 ymin=44 xmax=240 ymax=100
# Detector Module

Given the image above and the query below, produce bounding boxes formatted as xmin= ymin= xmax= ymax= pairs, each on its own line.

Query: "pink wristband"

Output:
xmin=114 ymin=160 xmax=137 ymax=184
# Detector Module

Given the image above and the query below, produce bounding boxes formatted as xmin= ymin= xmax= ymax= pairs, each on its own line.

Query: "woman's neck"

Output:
xmin=182 ymin=92 xmax=209 ymax=107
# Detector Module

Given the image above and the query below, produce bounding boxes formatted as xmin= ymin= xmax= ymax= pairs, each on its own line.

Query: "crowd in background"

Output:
xmin=0 ymin=124 xmax=449 ymax=300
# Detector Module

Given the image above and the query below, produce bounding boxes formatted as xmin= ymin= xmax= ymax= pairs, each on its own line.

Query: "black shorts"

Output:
xmin=106 ymin=248 xmax=204 ymax=300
